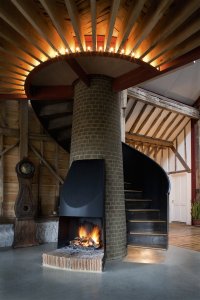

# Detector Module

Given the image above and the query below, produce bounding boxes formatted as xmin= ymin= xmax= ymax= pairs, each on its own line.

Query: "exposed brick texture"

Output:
xmin=70 ymin=76 xmax=126 ymax=260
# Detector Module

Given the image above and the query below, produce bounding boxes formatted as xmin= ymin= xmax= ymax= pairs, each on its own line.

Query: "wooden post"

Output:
xmin=19 ymin=101 xmax=28 ymax=159
xmin=191 ymin=119 xmax=197 ymax=202
xmin=0 ymin=134 xmax=4 ymax=215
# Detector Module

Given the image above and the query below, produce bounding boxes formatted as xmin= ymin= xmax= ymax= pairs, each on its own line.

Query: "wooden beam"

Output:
xmin=90 ymin=0 xmax=97 ymax=51
xmin=66 ymin=58 xmax=90 ymax=87
xmin=147 ymin=16 xmax=200 ymax=64
xmin=152 ymin=111 xmax=172 ymax=138
xmin=144 ymin=109 xmax=164 ymax=136
xmin=128 ymin=87 xmax=200 ymax=119
xmin=160 ymin=46 xmax=200 ymax=72
xmin=113 ymin=67 xmax=159 ymax=92
xmin=0 ymin=94 xmax=27 ymax=100
xmin=0 ymin=0 xmax=51 ymax=58
xmin=0 ymin=127 xmax=19 ymax=137
xmin=125 ymin=99 xmax=138 ymax=123
xmin=138 ymin=0 xmax=200 ymax=59
xmin=105 ymin=0 xmax=121 ymax=51
xmin=39 ymin=0 xmax=73 ymax=51
xmin=0 ymin=141 xmax=19 ymax=156
xmin=29 ymin=143 xmax=64 ymax=184
xmin=193 ymin=95 xmax=200 ymax=108
xmin=129 ymin=0 xmax=172 ymax=54
xmin=129 ymin=104 xmax=148 ymax=133
xmin=19 ymin=101 xmax=28 ymax=159
xmin=116 ymin=0 xmax=146 ymax=52
xmin=136 ymin=106 xmax=156 ymax=134
xmin=155 ymin=32 xmax=200 ymax=68
xmin=168 ymin=170 xmax=191 ymax=175
xmin=11 ymin=0 xmax=61 ymax=54
xmin=0 ymin=19 xmax=44 ymax=62
xmin=191 ymin=119 xmax=197 ymax=202
xmin=159 ymin=114 xmax=178 ymax=140
xmin=170 ymin=145 xmax=191 ymax=172
xmin=64 ymin=0 xmax=84 ymax=51
xmin=165 ymin=116 xmax=186 ymax=141
xmin=29 ymin=85 xmax=74 ymax=100
xmin=126 ymin=132 xmax=173 ymax=148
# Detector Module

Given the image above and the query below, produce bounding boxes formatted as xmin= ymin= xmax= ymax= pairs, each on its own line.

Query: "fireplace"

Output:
xmin=58 ymin=159 xmax=105 ymax=249
xmin=42 ymin=159 xmax=106 ymax=272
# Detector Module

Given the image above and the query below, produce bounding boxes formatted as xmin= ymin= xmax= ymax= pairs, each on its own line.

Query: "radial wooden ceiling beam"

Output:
xmin=66 ymin=58 xmax=90 ymax=87
xmin=147 ymin=15 xmax=200 ymax=64
xmin=0 ymin=19 xmax=44 ymax=63
xmin=64 ymin=0 xmax=84 ymax=51
xmin=157 ymin=35 xmax=200 ymax=69
xmin=126 ymin=132 xmax=173 ymax=148
xmin=105 ymin=0 xmax=121 ymax=51
xmin=39 ymin=0 xmax=73 ymax=52
xmin=90 ymin=0 xmax=97 ymax=51
xmin=128 ymin=87 xmax=200 ymax=119
xmin=116 ymin=0 xmax=146 ymax=53
xmin=0 ymin=37 xmax=38 ymax=68
xmin=129 ymin=0 xmax=172 ymax=54
xmin=138 ymin=0 xmax=200 ymax=59
xmin=11 ymin=0 xmax=64 ymax=54
xmin=0 ymin=0 xmax=50 ymax=59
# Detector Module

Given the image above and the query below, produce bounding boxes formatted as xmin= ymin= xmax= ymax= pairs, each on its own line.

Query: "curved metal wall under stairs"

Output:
xmin=31 ymin=100 xmax=170 ymax=249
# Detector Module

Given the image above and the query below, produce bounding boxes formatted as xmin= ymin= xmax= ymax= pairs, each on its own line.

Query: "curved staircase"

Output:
xmin=31 ymin=100 xmax=170 ymax=249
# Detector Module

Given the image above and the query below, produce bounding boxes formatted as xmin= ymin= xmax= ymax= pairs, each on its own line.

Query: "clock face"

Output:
xmin=20 ymin=162 xmax=33 ymax=175
xmin=16 ymin=159 xmax=35 ymax=178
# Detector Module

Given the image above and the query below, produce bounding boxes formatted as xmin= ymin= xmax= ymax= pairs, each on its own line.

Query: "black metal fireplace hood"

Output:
xmin=59 ymin=159 xmax=105 ymax=218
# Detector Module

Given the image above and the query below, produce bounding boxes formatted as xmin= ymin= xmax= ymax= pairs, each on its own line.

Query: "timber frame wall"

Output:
xmin=0 ymin=100 xmax=69 ymax=219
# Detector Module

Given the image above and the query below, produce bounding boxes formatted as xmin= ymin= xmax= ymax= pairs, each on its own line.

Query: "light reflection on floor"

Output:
xmin=123 ymin=246 xmax=166 ymax=264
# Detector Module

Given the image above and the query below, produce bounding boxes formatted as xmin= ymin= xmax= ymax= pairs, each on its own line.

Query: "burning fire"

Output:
xmin=70 ymin=224 xmax=101 ymax=249
xmin=78 ymin=225 xmax=100 ymax=246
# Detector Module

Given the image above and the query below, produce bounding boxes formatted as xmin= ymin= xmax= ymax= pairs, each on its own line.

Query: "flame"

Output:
xmin=90 ymin=226 xmax=100 ymax=245
xmin=78 ymin=224 xmax=101 ymax=245
xmin=79 ymin=225 xmax=88 ymax=238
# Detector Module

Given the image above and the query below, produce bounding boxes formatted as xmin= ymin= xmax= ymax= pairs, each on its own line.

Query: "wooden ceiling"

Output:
xmin=125 ymin=87 xmax=199 ymax=153
xmin=0 ymin=0 xmax=199 ymax=99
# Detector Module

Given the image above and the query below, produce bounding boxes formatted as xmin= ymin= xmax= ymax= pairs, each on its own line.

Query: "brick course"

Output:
xmin=70 ymin=76 xmax=126 ymax=260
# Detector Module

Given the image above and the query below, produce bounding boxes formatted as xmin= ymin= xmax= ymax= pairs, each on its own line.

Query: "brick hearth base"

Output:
xmin=42 ymin=247 xmax=104 ymax=272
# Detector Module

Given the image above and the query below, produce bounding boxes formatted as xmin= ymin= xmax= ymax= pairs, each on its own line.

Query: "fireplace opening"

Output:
xmin=58 ymin=217 xmax=104 ymax=249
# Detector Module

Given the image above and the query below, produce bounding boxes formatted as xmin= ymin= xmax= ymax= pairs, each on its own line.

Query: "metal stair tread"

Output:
xmin=129 ymin=232 xmax=167 ymax=236
xmin=126 ymin=209 xmax=160 ymax=212
xmin=124 ymin=189 xmax=143 ymax=192
xmin=125 ymin=199 xmax=152 ymax=202
xmin=128 ymin=219 xmax=166 ymax=223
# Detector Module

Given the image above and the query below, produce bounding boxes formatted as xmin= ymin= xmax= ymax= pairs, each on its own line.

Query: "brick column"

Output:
xmin=70 ymin=75 xmax=126 ymax=260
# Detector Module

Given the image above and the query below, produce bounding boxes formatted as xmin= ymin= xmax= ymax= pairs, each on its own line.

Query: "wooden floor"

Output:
xmin=169 ymin=223 xmax=200 ymax=252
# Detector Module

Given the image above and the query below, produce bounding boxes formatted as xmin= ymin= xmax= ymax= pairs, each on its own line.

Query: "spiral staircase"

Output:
xmin=31 ymin=99 xmax=170 ymax=249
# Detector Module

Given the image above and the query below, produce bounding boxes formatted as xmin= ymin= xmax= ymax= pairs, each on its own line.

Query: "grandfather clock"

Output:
xmin=13 ymin=158 xmax=39 ymax=248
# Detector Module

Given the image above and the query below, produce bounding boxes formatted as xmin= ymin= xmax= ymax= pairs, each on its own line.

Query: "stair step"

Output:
xmin=129 ymin=232 xmax=167 ymax=236
xmin=125 ymin=190 xmax=143 ymax=199
xmin=125 ymin=199 xmax=152 ymax=209
xmin=127 ymin=232 xmax=167 ymax=247
xmin=126 ymin=208 xmax=160 ymax=219
xmin=127 ymin=220 xmax=167 ymax=232
xmin=127 ymin=244 xmax=167 ymax=250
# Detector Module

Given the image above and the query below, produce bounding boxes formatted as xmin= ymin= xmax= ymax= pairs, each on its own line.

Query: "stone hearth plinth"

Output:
xmin=43 ymin=247 xmax=104 ymax=272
